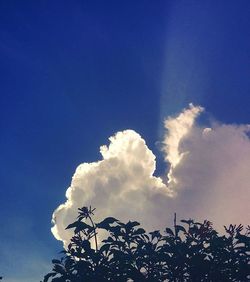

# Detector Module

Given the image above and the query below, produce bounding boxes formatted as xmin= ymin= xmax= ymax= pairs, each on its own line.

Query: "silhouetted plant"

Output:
xmin=43 ymin=206 xmax=250 ymax=281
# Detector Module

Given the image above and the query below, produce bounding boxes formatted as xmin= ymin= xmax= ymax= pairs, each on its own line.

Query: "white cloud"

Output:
xmin=169 ymin=122 xmax=250 ymax=226
xmin=163 ymin=103 xmax=203 ymax=186
xmin=52 ymin=105 xmax=250 ymax=247
xmin=51 ymin=130 xmax=172 ymax=247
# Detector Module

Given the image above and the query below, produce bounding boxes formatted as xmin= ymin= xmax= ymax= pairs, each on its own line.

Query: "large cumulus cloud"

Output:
xmin=51 ymin=130 xmax=172 ymax=246
xmin=169 ymin=122 xmax=250 ymax=225
xmin=52 ymin=104 xmax=250 ymax=247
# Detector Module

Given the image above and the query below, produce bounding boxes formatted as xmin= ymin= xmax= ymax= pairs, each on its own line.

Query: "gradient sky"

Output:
xmin=0 ymin=1 xmax=250 ymax=281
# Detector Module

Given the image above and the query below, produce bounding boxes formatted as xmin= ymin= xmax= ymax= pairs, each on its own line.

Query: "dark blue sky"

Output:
xmin=0 ymin=1 xmax=250 ymax=280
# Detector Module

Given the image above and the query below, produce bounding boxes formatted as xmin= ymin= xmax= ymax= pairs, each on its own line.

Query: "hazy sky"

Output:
xmin=0 ymin=1 xmax=250 ymax=281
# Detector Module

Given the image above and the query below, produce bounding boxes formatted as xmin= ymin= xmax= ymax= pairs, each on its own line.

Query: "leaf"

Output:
xmin=142 ymin=233 xmax=150 ymax=240
xmin=102 ymin=236 xmax=114 ymax=243
xmin=181 ymin=219 xmax=193 ymax=225
xmin=43 ymin=272 xmax=56 ymax=282
xmin=125 ymin=221 xmax=140 ymax=230
xmin=53 ymin=264 xmax=66 ymax=274
xmin=149 ymin=230 xmax=161 ymax=240
xmin=51 ymin=278 xmax=65 ymax=282
xmin=52 ymin=259 xmax=61 ymax=264
xmin=176 ymin=225 xmax=186 ymax=233
xmin=96 ymin=217 xmax=119 ymax=229
xmin=100 ymin=243 xmax=110 ymax=253
xmin=133 ymin=228 xmax=145 ymax=235
xmin=66 ymin=221 xmax=93 ymax=233
xmin=76 ymin=260 xmax=92 ymax=272
xmin=65 ymin=258 xmax=74 ymax=270
xmin=165 ymin=228 xmax=174 ymax=236
xmin=66 ymin=221 xmax=78 ymax=229
xmin=82 ymin=239 xmax=91 ymax=251
xmin=109 ymin=225 xmax=122 ymax=235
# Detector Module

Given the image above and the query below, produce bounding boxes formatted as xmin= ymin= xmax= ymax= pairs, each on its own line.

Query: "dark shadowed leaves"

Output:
xmin=66 ymin=221 xmax=94 ymax=234
xmin=43 ymin=206 xmax=250 ymax=282
xmin=96 ymin=217 xmax=119 ymax=229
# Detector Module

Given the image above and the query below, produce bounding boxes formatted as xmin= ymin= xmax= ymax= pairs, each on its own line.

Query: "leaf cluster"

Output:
xmin=43 ymin=207 xmax=250 ymax=282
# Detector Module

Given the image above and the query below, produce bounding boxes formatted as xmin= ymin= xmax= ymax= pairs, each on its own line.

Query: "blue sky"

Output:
xmin=0 ymin=1 xmax=250 ymax=281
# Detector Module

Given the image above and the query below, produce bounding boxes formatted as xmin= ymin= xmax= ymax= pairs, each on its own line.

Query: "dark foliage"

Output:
xmin=43 ymin=207 xmax=250 ymax=282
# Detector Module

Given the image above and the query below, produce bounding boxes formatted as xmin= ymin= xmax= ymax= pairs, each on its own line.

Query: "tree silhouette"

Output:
xmin=43 ymin=206 xmax=250 ymax=281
